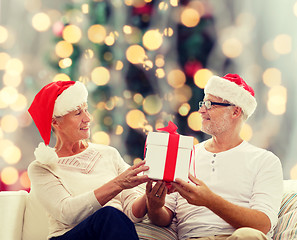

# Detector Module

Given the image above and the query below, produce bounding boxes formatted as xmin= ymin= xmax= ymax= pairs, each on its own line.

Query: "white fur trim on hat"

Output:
xmin=204 ymin=76 xmax=257 ymax=118
xmin=53 ymin=81 xmax=88 ymax=117
xmin=34 ymin=142 xmax=58 ymax=169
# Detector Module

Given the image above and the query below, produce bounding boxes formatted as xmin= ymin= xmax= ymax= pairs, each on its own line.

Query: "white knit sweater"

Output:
xmin=28 ymin=142 xmax=143 ymax=239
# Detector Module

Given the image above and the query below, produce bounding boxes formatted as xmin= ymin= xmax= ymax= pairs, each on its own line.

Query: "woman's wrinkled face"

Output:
xmin=53 ymin=103 xmax=91 ymax=142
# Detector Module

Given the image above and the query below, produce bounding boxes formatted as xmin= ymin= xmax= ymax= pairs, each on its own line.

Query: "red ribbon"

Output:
xmin=157 ymin=121 xmax=180 ymax=182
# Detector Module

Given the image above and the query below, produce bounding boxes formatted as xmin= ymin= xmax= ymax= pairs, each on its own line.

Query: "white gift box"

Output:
xmin=143 ymin=131 xmax=194 ymax=182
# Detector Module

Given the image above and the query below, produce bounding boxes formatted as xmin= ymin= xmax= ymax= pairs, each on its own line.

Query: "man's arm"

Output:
xmin=172 ymin=174 xmax=271 ymax=234
xmin=146 ymin=180 xmax=174 ymax=227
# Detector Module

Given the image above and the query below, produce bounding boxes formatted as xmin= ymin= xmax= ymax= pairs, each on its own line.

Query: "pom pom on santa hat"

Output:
xmin=28 ymin=81 xmax=88 ymax=145
xmin=204 ymin=73 xmax=257 ymax=118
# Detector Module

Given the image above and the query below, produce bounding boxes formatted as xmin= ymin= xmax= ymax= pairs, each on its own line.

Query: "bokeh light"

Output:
xmin=10 ymin=94 xmax=28 ymax=111
xmin=105 ymin=33 xmax=116 ymax=46
xmin=1 ymin=167 xmax=19 ymax=185
xmin=0 ymin=99 xmax=8 ymax=109
xmin=92 ymin=131 xmax=110 ymax=145
xmin=133 ymin=93 xmax=144 ymax=105
xmin=156 ymin=68 xmax=165 ymax=78
xmin=84 ymin=49 xmax=94 ymax=59
xmin=115 ymin=60 xmax=124 ymax=70
xmin=0 ymin=139 xmax=14 ymax=154
xmin=170 ymin=0 xmax=178 ymax=7
xmin=88 ymin=24 xmax=106 ymax=43
xmin=91 ymin=66 xmax=110 ymax=86
xmin=178 ymin=103 xmax=191 ymax=116
xmin=5 ymin=58 xmax=24 ymax=75
xmin=262 ymin=68 xmax=282 ymax=87
xmin=63 ymin=24 xmax=82 ymax=43
xmin=159 ymin=1 xmax=169 ymax=10
xmin=126 ymin=109 xmax=147 ymax=129
xmin=262 ymin=41 xmax=279 ymax=61
xmin=240 ymin=123 xmax=253 ymax=141
xmin=55 ymin=40 xmax=73 ymax=58
xmin=115 ymin=125 xmax=124 ymax=135
xmin=163 ymin=27 xmax=174 ymax=37
xmin=123 ymin=25 xmax=133 ymax=34
xmin=142 ymin=29 xmax=163 ymax=51
xmin=155 ymin=55 xmax=165 ymax=67
xmin=59 ymin=58 xmax=72 ymax=69
xmin=0 ymin=86 xmax=18 ymax=105
xmin=2 ymin=145 xmax=21 ymax=164
xmin=3 ymin=73 xmax=22 ymax=87
xmin=167 ymin=69 xmax=186 ymax=88
xmin=20 ymin=171 xmax=31 ymax=189
xmin=32 ymin=12 xmax=51 ymax=32
xmin=180 ymin=8 xmax=200 ymax=28
xmin=0 ymin=26 xmax=9 ymax=43
xmin=126 ymin=45 xmax=146 ymax=64
xmin=143 ymin=95 xmax=163 ymax=115
xmin=294 ymin=2 xmax=297 ymax=18
xmin=194 ymin=68 xmax=213 ymax=89
xmin=0 ymin=52 xmax=11 ymax=70
xmin=133 ymin=157 xmax=143 ymax=165
xmin=81 ymin=4 xmax=89 ymax=14
xmin=267 ymin=85 xmax=287 ymax=115
xmin=222 ymin=38 xmax=242 ymax=58
xmin=188 ymin=112 xmax=202 ymax=131
xmin=273 ymin=34 xmax=292 ymax=55
xmin=53 ymin=73 xmax=71 ymax=82
xmin=1 ymin=115 xmax=19 ymax=133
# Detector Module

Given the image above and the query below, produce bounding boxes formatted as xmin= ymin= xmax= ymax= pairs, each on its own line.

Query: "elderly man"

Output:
xmin=146 ymin=74 xmax=283 ymax=240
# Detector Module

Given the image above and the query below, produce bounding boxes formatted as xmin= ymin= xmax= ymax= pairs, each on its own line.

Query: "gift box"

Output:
xmin=143 ymin=121 xmax=194 ymax=182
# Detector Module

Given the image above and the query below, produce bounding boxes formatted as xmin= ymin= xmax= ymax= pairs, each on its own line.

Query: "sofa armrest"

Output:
xmin=0 ymin=190 xmax=28 ymax=240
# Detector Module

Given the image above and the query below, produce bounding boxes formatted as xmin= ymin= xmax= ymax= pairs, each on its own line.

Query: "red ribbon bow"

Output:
xmin=157 ymin=121 xmax=178 ymax=134
xmin=157 ymin=121 xmax=180 ymax=182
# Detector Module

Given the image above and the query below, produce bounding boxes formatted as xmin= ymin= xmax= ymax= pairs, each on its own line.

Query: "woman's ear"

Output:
xmin=52 ymin=117 xmax=59 ymax=130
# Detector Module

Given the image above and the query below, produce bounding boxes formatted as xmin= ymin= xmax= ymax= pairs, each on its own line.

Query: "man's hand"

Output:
xmin=171 ymin=173 xmax=214 ymax=207
xmin=172 ymin=174 xmax=271 ymax=234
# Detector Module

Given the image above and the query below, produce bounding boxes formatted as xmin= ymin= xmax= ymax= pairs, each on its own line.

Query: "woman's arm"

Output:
xmin=146 ymin=180 xmax=174 ymax=227
xmin=94 ymin=160 xmax=149 ymax=206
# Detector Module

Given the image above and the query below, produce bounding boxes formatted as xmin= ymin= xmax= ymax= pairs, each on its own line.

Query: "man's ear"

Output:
xmin=232 ymin=106 xmax=242 ymax=119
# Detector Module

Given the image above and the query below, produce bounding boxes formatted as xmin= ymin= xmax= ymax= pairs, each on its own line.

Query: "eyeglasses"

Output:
xmin=199 ymin=100 xmax=235 ymax=110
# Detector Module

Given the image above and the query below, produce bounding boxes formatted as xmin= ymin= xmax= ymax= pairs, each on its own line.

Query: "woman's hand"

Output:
xmin=114 ymin=160 xmax=149 ymax=190
xmin=145 ymin=180 xmax=174 ymax=227
xmin=146 ymin=180 xmax=167 ymax=210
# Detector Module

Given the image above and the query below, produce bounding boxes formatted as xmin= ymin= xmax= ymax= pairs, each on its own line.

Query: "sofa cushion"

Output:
xmin=0 ymin=191 xmax=27 ymax=240
xmin=22 ymin=191 xmax=48 ymax=240
xmin=273 ymin=180 xmax=297 ymax=240
xmin=135 ymin=219 xmax=177 ymax=240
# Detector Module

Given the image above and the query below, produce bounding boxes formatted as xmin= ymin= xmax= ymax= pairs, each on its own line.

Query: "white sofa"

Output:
xmin=1 ymin=180 xmax=297 ymax=240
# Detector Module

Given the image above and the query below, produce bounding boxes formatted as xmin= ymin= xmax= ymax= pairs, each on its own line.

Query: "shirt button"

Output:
xmin=212 ymin=160 xmax=215 ymax=164
xmin=213 ymin=154 xmax=216 ymax=157
xmin=212 ymin=168 xmax=215 ymax=172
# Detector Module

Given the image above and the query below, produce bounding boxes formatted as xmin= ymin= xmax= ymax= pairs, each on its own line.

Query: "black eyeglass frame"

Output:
xmin=199 ymin=100 xmax=235 ymax=110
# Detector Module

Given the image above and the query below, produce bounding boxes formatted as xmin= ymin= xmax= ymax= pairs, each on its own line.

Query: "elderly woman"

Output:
xmin=28 ymin=81 xmax=149 ymax=240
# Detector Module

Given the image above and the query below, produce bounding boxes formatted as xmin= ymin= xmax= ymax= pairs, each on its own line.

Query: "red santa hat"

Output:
xmin=204 ymin=73 xmax=257 ymax=118
xmin=28 ymin=81 xmax=88 ymax=145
